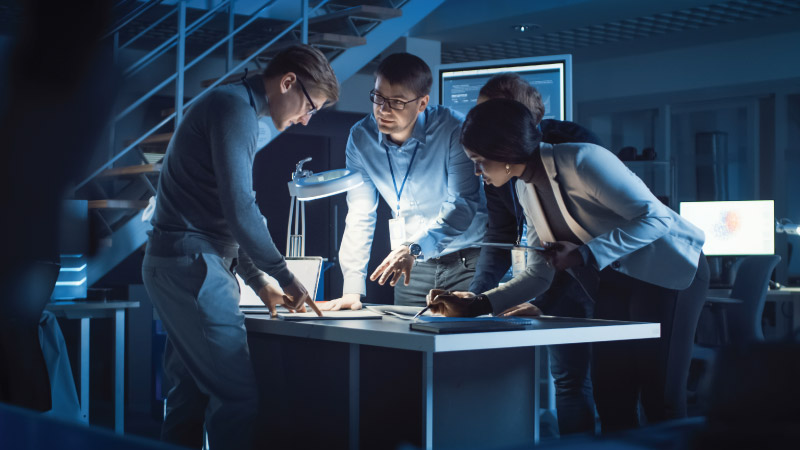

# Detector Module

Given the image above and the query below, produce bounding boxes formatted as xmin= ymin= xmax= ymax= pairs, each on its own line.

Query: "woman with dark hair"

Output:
xmin=429 ymin=98 xmax=710 ymax=432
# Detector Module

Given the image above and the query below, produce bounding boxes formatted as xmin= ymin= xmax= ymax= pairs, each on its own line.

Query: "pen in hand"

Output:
xmin=415 ymin=290 xmax=451 ymax=320
xmin=412 ymin=304 xmax=431 ymax=321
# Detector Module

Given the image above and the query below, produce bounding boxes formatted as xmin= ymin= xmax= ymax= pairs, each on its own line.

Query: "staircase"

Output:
xmin=63 ymin=0 xmax=444 ymax=293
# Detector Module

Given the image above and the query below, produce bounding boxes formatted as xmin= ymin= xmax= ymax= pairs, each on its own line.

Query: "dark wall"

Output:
xmin=252 ymin=110 xmax=395 ymax=304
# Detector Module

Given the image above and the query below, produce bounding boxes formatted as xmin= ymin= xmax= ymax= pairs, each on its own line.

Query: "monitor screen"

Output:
xmin=438 ymin=55 xmax=572 ymax=121
xmin=679 ymin=200 xmax=774 ymax=256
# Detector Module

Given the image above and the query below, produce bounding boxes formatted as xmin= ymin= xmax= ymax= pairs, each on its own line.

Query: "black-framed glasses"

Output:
xmin=369 ymin=89 xmax=422 ymax=111
xmin=296 ymin=78 xmax=318 ymax=116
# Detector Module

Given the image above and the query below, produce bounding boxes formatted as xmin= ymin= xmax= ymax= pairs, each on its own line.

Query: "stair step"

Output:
xmin=88 ymin=199 xmax=150 ymax=210
xmin=125 ymin=131 xmax=173 ymax=147
xmin=97 ymin=163 xmax=162 ymax=178
xmin=203 ymin=33 xmax=367 ymax=88
xmin=309 ymin=5 xmax=402 ymax=25
xmin=251 ymin=33 xmax=367 ymax=58
xmin=143 ymin=153 xmax=166 ymax=164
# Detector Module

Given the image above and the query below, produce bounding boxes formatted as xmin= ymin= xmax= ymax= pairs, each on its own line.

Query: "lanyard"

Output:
xmin=385 ymin=142 xmax=420 ymax=215
xmin=508 ymin=180 xmax=525 ymax=246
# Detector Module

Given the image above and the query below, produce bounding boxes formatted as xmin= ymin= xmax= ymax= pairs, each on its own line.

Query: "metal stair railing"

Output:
xmin=121 ymin=1 xmax=232 ymax=80
xmin=75 ymin=0 xmax=337 ymax=193
xmin=103 ymin=0 xmax=167 ymax=41
xmin=82 ymin=0 xmax=437 ymax=286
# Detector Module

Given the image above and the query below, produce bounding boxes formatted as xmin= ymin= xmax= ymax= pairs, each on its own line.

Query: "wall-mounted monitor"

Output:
xmin=437 ymin=54 xmax=572 ymax=121
xmin=679 ymin=200 xmax=775 ymax=256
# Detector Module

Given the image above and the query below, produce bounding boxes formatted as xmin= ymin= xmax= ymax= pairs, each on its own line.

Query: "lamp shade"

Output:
xmin=288 ymin=168 xmax=364 ymax=201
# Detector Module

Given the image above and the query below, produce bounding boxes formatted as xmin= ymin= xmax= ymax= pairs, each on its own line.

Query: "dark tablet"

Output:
xmin=410 ymin=321 xmax=525 ymax=334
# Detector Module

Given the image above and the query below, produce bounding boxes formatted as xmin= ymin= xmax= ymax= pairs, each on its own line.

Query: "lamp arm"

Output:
xmin=293 ymin=157 xmax=314 ymax=180
xmin=776 ymin=218 xmax=800 ymax=235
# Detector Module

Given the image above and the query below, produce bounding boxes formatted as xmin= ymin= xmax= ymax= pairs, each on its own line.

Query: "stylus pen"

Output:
xmin=412 ymin=304 xmax=431 ymax=321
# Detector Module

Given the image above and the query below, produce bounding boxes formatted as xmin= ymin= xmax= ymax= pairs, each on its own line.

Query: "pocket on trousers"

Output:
xmin=459 ymin=251 xmax=479 ymax=272
xmin=143 ymin=254 xmax=208 ymax=281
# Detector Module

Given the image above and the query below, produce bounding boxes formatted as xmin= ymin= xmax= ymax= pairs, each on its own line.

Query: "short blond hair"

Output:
xmin=479 ymin=73 xmax=544 ymax=125
xmin=264 ymin=44 xmax=339 ymax=105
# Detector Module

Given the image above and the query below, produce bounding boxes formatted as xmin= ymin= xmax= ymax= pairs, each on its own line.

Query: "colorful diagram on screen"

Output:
xmin=680 ymin=201 xmax=774 ymax=256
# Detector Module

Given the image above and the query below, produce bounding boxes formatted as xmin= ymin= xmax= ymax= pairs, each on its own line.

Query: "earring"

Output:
xmin=505 ymin=164 xmax=510 ymax=175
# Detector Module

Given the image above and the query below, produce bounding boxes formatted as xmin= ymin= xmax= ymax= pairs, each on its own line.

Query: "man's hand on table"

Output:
xmin=319 ymin=293 xmax=363 ymax=311
xmin=258 ymin=278 xmax=322 ymax=318
xmin=257 ymin=283 xmax=304 ymax=318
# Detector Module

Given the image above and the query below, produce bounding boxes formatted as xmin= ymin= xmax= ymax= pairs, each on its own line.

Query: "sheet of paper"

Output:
xmin=365 ymin=305 xmax=433 ymax=320
xmin=277 ymin=310 xmax=383 ymax=321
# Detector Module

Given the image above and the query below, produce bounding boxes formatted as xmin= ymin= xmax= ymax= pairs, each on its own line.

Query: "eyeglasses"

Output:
xmin=369 ymin=89 xmax=422 ymax=111
xmin=296 ymin=78 xmax=318 ymax=116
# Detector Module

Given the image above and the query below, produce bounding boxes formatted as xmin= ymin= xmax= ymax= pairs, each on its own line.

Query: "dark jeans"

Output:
xmin=534 ymin=271 xmax=596 ymax=436
xmin=143 ymin=251 xmax=258 ymax=450
xmin=591 ymin=254 xmax=710 ymax=433
xmin=394 ymin=248 xmax=481 ymax=307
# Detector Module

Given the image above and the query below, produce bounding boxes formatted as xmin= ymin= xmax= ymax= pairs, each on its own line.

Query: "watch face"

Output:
xmin=409 ymin=243 xmax=421 ymax=256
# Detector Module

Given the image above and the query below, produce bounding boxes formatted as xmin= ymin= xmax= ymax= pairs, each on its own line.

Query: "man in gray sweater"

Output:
xmin=142 ymin=45 xmax=338 ymax=450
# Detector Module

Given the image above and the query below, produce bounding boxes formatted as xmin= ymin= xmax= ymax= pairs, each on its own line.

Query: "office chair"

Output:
xmin=723 ymin=255 xmax=781 ymax=344
xmin=689 ymin=255 xmax=781 ymax=414
xmin=697 ymin=255 xmax=781 ymax=346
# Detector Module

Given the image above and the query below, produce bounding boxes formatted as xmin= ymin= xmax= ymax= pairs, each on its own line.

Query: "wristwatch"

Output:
xmin=403 ymin=242 xmax=422 ymax=257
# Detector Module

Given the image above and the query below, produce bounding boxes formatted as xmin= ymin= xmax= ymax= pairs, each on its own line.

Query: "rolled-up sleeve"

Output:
xmin=339 ymin=133 xmax=380 ymax=296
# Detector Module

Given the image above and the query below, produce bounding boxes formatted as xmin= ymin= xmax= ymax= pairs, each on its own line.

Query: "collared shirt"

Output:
xmin=149 ymin=75 xmax=292 ymax=291
xmin=339 ymin=105 xmax=488 ymax=296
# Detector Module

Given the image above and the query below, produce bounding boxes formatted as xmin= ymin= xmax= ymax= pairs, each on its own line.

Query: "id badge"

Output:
xmin=388 ymin=218 xmax=406 ymax=250
xmin=511 ymin=247 xmax=527 ymax=278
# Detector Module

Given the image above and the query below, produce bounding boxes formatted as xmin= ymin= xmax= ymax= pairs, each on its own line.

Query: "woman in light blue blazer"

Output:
xmin=429 ymin=98 xmax=710 ymax=432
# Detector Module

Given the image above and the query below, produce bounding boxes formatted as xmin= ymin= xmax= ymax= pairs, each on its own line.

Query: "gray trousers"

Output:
xmin=143 ymin=252 xmax=258 ymax=450
xmin=394 ymin=247 xmax=481 ymax=307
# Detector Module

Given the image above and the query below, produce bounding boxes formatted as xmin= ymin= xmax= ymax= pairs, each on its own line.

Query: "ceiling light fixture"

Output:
xmin=512 ymin=24 xmax=539 ymax=33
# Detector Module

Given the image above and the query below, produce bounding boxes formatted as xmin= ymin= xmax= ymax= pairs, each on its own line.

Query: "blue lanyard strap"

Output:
xmin=509 ymin=180 xmax=525 ymax=246
xmin=385 ymin=142 xmax=420 ymax=214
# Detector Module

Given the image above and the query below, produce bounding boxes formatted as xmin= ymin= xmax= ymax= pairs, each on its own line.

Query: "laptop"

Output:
xmin=239 ymin=256 xmax=323 ymax=314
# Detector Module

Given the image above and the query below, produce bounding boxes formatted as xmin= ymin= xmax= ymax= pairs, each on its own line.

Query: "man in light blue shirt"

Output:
xmin=322 ymin=53 xmax=487 ymax=309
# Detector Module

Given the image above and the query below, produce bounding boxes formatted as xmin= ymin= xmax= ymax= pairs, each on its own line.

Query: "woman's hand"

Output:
xmin=426 ymin=289 xmax=490 ymax=317
xmin=496 ymin=302 xmax=542 ymax=317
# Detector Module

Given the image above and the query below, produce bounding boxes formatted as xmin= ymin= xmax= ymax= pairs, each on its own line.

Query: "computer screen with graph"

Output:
xmin=438 ymin=54 xmax=572 ymax=121
xmin=679 ymin=200 xmax=774 ymax=256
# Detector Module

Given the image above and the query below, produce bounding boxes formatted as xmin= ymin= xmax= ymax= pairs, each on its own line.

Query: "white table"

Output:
xmin=46 ymin=300 xmax=138 ymax=434
xmin=245 ymin=314 xmax=659 ymax=449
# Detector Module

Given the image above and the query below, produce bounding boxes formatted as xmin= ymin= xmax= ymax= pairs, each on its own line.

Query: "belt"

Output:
xmin=426 ymin=247 xmax=480 ymax=263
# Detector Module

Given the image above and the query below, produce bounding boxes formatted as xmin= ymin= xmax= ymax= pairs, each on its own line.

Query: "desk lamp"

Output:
xmin=776 ymin=219 xmax=800 ymax=236
xmin=286 ymin=157 xmax=363 ymax=257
